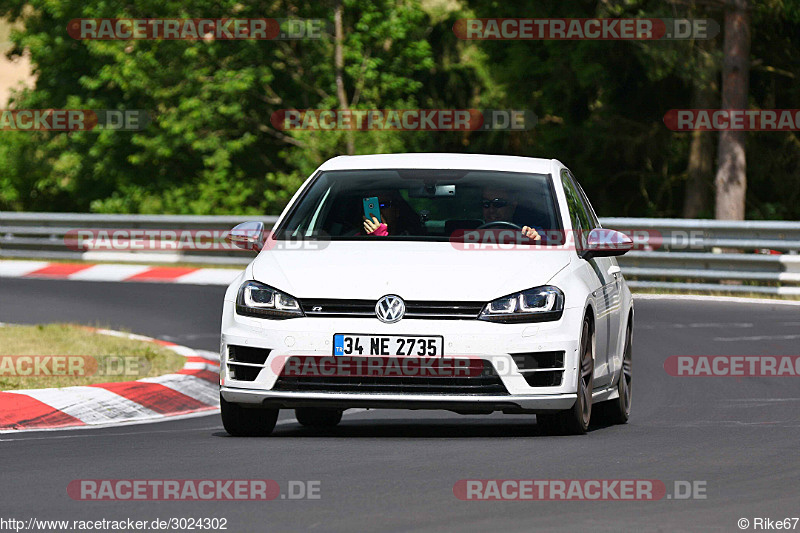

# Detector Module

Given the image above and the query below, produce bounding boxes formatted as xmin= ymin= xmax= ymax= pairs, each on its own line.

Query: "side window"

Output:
xmin=560 ymin=169 xmax=592 ymax=249
xmin=570 ymin=172 xmax=600 ymax=229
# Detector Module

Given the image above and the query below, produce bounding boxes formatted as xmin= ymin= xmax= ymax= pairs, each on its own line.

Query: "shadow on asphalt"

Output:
xmin=211 ymin=418 xmax=621 ymax=439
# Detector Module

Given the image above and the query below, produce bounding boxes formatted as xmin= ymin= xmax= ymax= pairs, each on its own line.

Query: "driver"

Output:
xmin=481 ymin=187 xmax=541 ymax=240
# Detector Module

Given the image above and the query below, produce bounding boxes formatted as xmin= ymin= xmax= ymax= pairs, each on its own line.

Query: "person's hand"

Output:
xmin=363 ymin=216 xmax=389 ymax=236
xmin=521 ymin=226 xmax=541 ymax=240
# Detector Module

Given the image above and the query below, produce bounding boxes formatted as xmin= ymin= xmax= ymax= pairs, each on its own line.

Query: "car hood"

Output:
xmin=251 ymin=241 xmax=571 ymax=301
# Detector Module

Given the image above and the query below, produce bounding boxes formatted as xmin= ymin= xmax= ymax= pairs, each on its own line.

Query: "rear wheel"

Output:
xmin=595 ymin=322 xmax=632 ymax=425
xmin=295 ymin=407 xmax=343 ymax=428
xmin=220 ymin=395 xmax=278 ymax=437
xmin=538 ymin=316 xmax=594 ymax=435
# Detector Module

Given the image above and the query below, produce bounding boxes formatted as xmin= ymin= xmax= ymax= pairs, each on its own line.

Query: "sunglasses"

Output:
xmin=481 ymin=198 xmax=508 ymax=209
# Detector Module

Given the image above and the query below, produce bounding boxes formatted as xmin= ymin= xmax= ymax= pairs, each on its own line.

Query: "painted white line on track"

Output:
xmin=634 ymin=293 xmax=800 ymax=306
xmin=713 ymin=334 xmax=800 ymax=342
xmin=639 ymin=322 xmax=754 ymax=329
xmin=723 ymin=398 xmax=800 ymax=402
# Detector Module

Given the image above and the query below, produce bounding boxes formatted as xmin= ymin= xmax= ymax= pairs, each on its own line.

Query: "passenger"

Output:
xmin=362 ymin=191 xmax=420 ymax=236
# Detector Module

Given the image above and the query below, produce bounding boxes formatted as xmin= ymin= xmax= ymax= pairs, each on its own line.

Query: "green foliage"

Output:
xmin=0 ymin=0 xmax=799 ymax=219
xmin=459 ymin=0 xmax=800 ymax=218
xmin=0 ymin=0 xmax=443 ymax=214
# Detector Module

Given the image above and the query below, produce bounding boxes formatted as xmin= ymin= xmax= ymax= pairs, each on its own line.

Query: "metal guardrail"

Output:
xmin=0 ymin=212 xmax=277 ymax=265
xmin=1 ymin=212 xmax=799 ymax=295
xmin=601 ymin=217 xmax=800 ymax=296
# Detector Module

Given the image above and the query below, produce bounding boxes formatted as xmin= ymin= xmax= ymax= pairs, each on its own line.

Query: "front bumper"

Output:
xmin=220 ymin=386 xmax=577 ymax=413
xmin=219 ymin=300 xmax=583 ymax=413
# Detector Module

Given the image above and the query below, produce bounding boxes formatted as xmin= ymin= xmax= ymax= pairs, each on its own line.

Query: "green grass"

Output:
xmin=0 ymin=323 xmax=186 ymax=390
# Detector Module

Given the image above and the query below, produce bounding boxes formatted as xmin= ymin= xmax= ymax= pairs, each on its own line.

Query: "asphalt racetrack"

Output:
xmin=1 ymin=278 xmax=799 ymax=532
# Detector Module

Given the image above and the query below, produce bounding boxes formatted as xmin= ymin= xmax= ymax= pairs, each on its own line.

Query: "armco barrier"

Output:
xmin=1 ymin=212 xmax=798 ymax=294
xmin=0 ymin=212 xmax=275 ymax=265
xmin=601 ymin=217 xmax=800 ymax=296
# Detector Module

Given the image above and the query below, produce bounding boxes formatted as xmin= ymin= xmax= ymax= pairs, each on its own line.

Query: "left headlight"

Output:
xmin=236 ymin=280 xmax=304 ymax=319
xmin=479 ymin=285 xmax=564 ymax=323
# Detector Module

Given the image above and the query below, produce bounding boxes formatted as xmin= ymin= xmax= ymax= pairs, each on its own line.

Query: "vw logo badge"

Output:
xmin=375 ymin=295 xmax=405 ymax=323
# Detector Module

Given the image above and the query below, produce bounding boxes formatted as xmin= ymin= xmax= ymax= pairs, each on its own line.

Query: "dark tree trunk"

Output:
xmin=682 ymin=79 xmax=716 ymax=218
xmin=334 ymin=0 xmax=355 ymax=155
xmin=714 ymin=0 xmax=750 ymax=220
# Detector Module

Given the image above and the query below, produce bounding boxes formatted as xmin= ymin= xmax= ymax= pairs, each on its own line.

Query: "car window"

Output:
xmin=275 ymin=169 xmax=563 ymax=242
xmin=569 ymin=171 xmax=600 ymax=229
xmin=560 ymin=169 xmax=593 ymax=249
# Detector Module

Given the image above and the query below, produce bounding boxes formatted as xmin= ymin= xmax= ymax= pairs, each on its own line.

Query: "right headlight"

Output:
xmin=235 ymin=280 xmax=304 ymax=319
xmin=478 ymin=285 xmax=564 ymax=323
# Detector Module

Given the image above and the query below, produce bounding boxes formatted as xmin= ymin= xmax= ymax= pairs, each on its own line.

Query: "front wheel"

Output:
xmin=538 ymin=316 xmax=594 ymax=435
xmin=595 ymin=323 xmax=632 ymax=425
xmin=220 ymin=395 xmax=279 ymax=437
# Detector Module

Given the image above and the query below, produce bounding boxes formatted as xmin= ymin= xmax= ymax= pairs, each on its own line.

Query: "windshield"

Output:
xmin=274 ymin=169 xmax=563 ymax=243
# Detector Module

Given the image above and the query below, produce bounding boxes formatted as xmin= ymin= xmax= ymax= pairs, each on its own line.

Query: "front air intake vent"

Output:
xmin=510 ymin=351 xmax=565 ymax=387
xmin=226 ymin=345 xmax=271 ymax=382
xmin=228 ymin=345 xmax=271 ymax=365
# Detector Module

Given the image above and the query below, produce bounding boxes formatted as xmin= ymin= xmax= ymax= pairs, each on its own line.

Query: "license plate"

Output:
xmin=333 ymin=334 xmax=444 ymax=357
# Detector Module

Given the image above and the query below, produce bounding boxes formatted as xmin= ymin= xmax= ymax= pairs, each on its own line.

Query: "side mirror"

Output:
xmin=226 ymin=221 xmax=265 ymax=252
xmin=580 ymin=228 xmax=633 ymax=260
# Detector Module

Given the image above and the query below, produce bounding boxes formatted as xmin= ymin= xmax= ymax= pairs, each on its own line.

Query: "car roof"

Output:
xmin=318 ymin=153 xmax=562 ymax=174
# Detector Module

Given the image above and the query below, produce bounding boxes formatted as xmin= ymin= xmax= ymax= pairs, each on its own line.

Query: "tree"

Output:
xmin=2 ymin=0 xmax=799 ymax=219
xmin=714 ymin=0 xmax=750 ymax=220
xmin=0 ymin=0 xmax=436 ymax=214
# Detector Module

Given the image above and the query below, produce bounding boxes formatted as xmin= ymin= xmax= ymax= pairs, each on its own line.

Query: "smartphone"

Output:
xmin=362 ymin=196 xmax=381 ymax=222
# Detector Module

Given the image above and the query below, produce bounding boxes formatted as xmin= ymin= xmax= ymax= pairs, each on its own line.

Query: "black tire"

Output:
xmin=595 ymin=322 xmax=632 ymax=425
xmin=295 ymin=407 xmax=343 ymax=428
xmin=220 ymin=395 xmax=278 ymax=437
xmin=538 ymin=316 xmax=594 ymax=435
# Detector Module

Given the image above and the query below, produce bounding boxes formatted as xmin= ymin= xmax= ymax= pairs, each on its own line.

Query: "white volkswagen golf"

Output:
xmin=219 ymin=154 xmax=634 ymax=436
